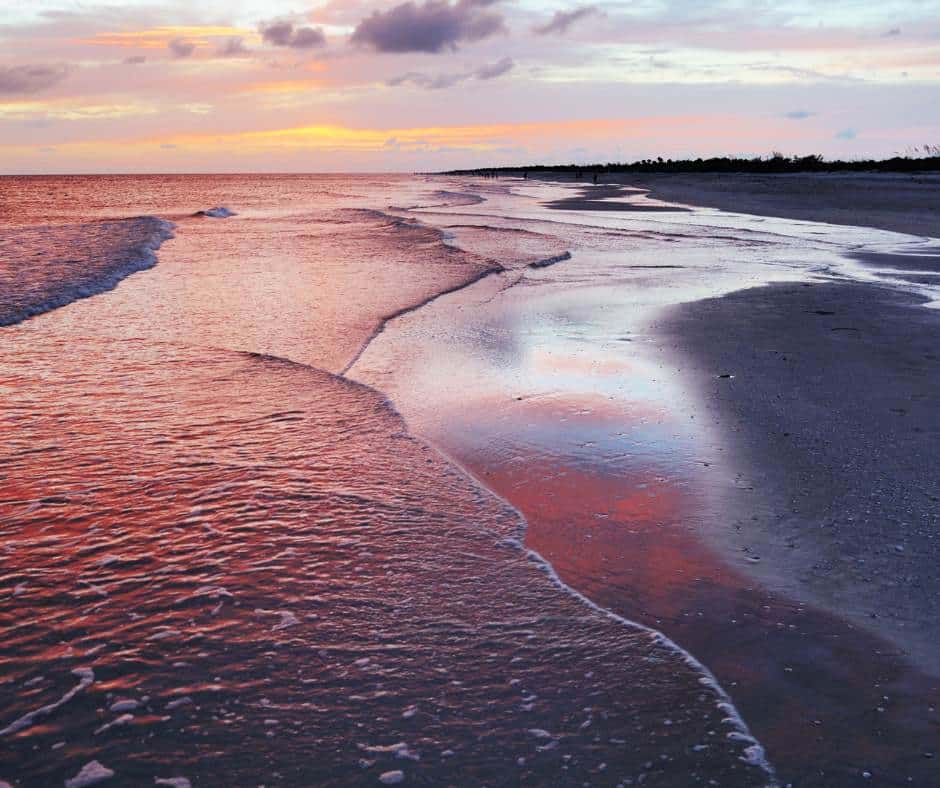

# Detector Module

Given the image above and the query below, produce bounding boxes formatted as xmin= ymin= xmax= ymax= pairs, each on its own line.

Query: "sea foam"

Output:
xmin=0 ymin=217 xmax=173 ymax=327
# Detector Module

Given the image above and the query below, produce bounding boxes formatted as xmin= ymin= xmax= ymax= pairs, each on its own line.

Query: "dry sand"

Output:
xmin=656 ymin=280 xmax=940 ymax=667
xmin=631 ymin=171 xmax=940 ymax=238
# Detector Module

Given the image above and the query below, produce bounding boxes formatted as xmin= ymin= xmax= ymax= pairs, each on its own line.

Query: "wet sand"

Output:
xmin=396 ymin=312 xmax=940 ymax=786
xmin=349 ymin=176 xmax=940 ymax=785
xmin=0 ymin=176 xmax=777 ymax=787
xmin=452 ymin=431 xmax=940 ymax=787
xmin=554 ymin=179 xmax=940 ymax=781
xmin=618 ymin=172 xmax=940 ymax=238
xmin=552 ymin=184 xmax=940 ymax=783
xmin=531 ymin=178 xmax=940 ymax=665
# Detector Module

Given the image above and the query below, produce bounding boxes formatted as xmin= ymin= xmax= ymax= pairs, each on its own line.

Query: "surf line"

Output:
xmin=418 ymin=436 xmax=778 ymax=783
xmin=338 ymin=213 xmax=777 ymax=785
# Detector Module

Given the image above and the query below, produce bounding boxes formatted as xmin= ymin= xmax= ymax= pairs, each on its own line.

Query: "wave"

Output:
xmin=192 ymin=206 xmax=237 ymax=219
xmin=335 ymin=208 xmax=576 ymax=377
xmin=0 ymin=331 xmax=774 ymax=784
xmin=338 ymin=264 xmax=504 ymax=377
xmin=252 ymin=342 xmax=769 ymax=780
xmin=389 ymin=190 xmax=486 ymax=212
xmin=0 ymin=217 xmax=174 ymax=327
xmin=519 ymin=544 xmax=773 ymax=774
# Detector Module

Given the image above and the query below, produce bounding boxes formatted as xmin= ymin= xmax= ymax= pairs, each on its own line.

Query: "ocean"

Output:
xmin=1 ymin=174 xmax=937 ymax=786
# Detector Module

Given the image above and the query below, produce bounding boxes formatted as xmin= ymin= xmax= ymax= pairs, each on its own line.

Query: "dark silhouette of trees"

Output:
xmin=444 ymin=152 xmax=940 ymax=177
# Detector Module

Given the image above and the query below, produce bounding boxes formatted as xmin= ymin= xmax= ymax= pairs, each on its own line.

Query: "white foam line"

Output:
xmin=409 ymin=437 xmax=778 ymax=786
xmin=519 ymin=541 xmax=776 ymax=782
xmin=341 ymin=182 xmax=777 ymax=782
xmin=0 ymin=667 xmax=94 ymax=736
xmin=0 ymin=217 xmax=175 ymax=328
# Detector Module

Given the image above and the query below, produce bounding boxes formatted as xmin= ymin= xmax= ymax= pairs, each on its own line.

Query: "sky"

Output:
xmin=1 ymin=0 xmax=939 ymax=173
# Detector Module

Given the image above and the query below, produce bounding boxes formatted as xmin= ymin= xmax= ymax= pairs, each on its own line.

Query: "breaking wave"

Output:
xmin=0 ymin=217 xmax=174 ymax=327
xmin=192 ymin=206 xmax=237 ymax=218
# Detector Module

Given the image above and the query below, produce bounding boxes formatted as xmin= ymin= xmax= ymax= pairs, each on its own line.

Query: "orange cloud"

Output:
xmin=238 ymin=76 xmax=329 ymax=96
xmin=220 ymin=115 xmax=786 ymax=151
xmin=80 ymin=26 xmax=251 ymax=50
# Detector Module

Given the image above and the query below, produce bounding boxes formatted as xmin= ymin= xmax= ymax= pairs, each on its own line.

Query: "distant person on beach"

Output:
xmin=593 ymin=172 xmax=598 ymax=184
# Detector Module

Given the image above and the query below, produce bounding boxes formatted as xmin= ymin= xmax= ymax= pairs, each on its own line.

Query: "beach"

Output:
xmin=0 ymin=175 xmax=770 ymax=787
xmin=624 ymin=172 xmax=940 ymax=238
xmin=574 ymin=172 xmax=940 ymax=667
xmin=348 ymin=174 xmax=940 ymax=785
xmin=1 ymin=172 xmax=938 ymax=786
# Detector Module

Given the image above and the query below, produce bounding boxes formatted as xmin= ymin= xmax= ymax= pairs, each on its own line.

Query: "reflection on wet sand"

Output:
xmin=0 ymin=175 xmax=775 ymax=786
xmin=444 ymin=395 xmax=940 ymax=787
xmin=349 ymin=178 xmax=940 ymax=786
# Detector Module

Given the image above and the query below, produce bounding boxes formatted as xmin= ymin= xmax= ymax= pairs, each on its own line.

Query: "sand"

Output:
xmin=627 ymin=172 xmax=940 ymax=238
xmin=655 ymin=279 xmax=940 ymax=672
xmin=524 ymin=171 xmax=940 ymax=783
xmin=541 ymin=171 xmax=940 ymax=670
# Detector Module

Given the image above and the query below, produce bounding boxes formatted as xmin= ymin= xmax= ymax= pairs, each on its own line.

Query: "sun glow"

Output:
xmin=80 ymin=26 xmax=252 ymax=50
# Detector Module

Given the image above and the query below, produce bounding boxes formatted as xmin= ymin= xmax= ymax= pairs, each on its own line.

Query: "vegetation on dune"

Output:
xmin=444 ymin=150 xmax=940 ymax=176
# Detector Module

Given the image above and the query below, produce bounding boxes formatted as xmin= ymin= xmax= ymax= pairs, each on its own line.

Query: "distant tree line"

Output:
xmin=443 ymin=151 xmax=940 ymax=176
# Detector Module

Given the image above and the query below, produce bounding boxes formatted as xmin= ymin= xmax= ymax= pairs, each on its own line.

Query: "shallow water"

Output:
xmin=347 ymin=178 xmax=940 ymax=785
xmin=0 ymin=175 xmax=771 ymax=786
xmin=2 ymin=173 xmax=937 ymax=786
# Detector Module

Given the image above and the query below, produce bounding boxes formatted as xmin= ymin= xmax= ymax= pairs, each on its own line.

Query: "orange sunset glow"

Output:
xmin=2 ymin=3 xmax=940 ymax=787
xmin=3 ymin=0 xmax=939 ymax=172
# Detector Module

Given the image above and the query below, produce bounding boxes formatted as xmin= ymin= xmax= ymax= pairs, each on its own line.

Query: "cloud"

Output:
xmin=218 ymin=37 xmax=249 ymax=57
xmin=388 ymin=57 xmax=514 ymax=89
xmin=784 ymin=110 xmax=815 ymax=120
xmin=168 ymin=38 xmax=196 ymax=58
xmin=351 ymin=0 xmax=506 ymax=54
xmin=533 ymin=6 xmax=600 ymax=36
xmin=261 ymin=21 xmax=326 ymax=49
xmin=0 ymin=64 xmax=69 ymax=95
xmin=475 ymin=56 xmax=514 ymax=80
xmin=835 ymin=128 xmax=857 ymax=140
xmin=291 ymin=27 xmax=327 ymax=48
xmin=747 ymin=63 xmax=858 ymax=81
xmin=883 ymin=28 xmax=901 ymax=37
xmin=260 ymin=21 xmax=293 ymax=46
xmin=388 ymin=71 xmax=464 ymax=89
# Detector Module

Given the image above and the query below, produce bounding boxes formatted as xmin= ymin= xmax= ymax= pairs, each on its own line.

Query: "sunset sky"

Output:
xmin=2 ymin=0 xmax=939 ymax=173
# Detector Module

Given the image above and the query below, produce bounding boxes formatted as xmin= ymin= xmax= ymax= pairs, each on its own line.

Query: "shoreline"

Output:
xmin=527 ymin=171 xmax=940 ymax=238
xmin=0 ymin=178 xmax=776 ymax=786
xmin=347 ymin=174 xmax=940 ymax=784
xmin=634 ymin=172 xmax=940 ymax=239
xmin=654 ymin=280 xmax=940 ymax=675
